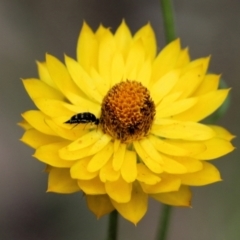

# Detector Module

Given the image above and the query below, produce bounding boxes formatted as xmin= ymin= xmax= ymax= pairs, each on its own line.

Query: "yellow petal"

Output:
xmin=173 ymin=89 xmax=230 ymax=122
xmin=173 ymin=157 xmax=203 ymax=173
xmin=133 ymin=141 xmax=163 ymax=174
xmin=194 ymin=138 xmax=235 ymax=160
xmin=170 ymin=65 xmax=205 ymax=99
xmin=78 ymin=177 xmax=106 ymax=194
xmin=20 ymin=128 xmax=62 ymax=149
xmin=76 ymin=21 xmax=98 ymax=72
xmin=121 ymin=150 xmax=137 ymax=183
xmin=47 ymin=167 xmax=80 ymax=193
xmin=18 ymin=120 xmax=32 ymax=130
xmin=59 ymin=134 xmax=112 ymax=160
xmin=152 ymin=39 xmax=181 ymax=82
xmin=133 ymin=22 xmax=156 ymax=60
xmin=105 ymin=177 xmax=132 ymax=203
xmin=21 ymin=110 xmax=57 ymax=136
xmin=209 ymin=125 xmax=235 ymax=141
xmin=99 ymin=158 xmax=120 ymax=182
xmin=139 ymin=138 xmax=163 ymax=163
xmin=111 ymin=182 xmax=148 ymax=225
xmin=125 ymin=39 xmax=145 ymax=80
xmin=161 ymin=155 xmax=187 ymax=174
xmin=178 ymin=162 xmax=221 ymax=186
xmin=34 ymin=142 xmax=74 ymax=168
xmin=148 ymin=135 xmax=191 ymax=157
xmin=46 ymin=54 xmax=83 ymax=102
xmin=22 ymin=79 xmax=64 ymax=100
xmin=37 ymin=61 xmax=58 ymax=89
xmin=137 ymin=58 xmax=152 ymax=87
xmin=114 ymin=19 xmax=132 ymax=59
xmin=183 ymin=57 xmax=210 ymax=75
xmin=70 ymin=157 xmax=98 ymax=180
xmin=87 ymin=142 xmax=114 ymax=172
xmin=86 ymin=194 xmax=115 ymax=219
xmin=175 ymin=48 xmax=190 ymax=68
xmin=66 ymin=130 xmax=103 ymax=151
xmin=151 ymin=185 xmax=192 ymax=206
xmin=65 ymin=55 xmax=103 ymax=103
xmin=110 ymin=52 xmax=125 ymax=87
xmin=33 ymin=98 xmax=74 ymax=118
xmin=137 ymin=163 xmax=161 ymax=185
xmin=112 ymin=142 xmax=126 ymax=171
xmin=156 ymin=97 xmax=197 ymax=118
xmin=193 ymin=74 xmax=220 ymax=96
xmin=152 ymin=120 xmax=215 ymax=141
xmin=140 ymin=175 xmax=181 ymax=194
xmin=98 ymin=29 xmax=116 ymax=85
xmin=150 ymin=69 xmax=180 ymax=105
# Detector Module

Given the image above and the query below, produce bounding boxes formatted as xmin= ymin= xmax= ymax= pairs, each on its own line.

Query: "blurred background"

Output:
xmin=1 ymin=0 xmax=239 ymax=239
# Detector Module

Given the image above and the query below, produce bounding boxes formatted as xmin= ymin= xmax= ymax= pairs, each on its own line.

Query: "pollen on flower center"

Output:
xmin=100 ymin=80 xmax=156 ymax=143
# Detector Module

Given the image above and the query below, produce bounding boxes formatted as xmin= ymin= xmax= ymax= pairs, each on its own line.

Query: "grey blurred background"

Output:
xmin=1 ymin=0 xmax=239 ymax=239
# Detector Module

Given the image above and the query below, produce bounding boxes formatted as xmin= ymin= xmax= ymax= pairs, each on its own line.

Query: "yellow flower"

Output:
xmin=20 ymin=20 xmax=235 ymax=224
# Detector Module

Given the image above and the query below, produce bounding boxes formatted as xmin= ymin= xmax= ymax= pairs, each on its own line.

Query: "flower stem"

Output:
xmin=160 ymin=0 xmax=176 ymax=43
xmin=107 ymin=210 xmax=118 ymax=240
xmin=156 ymin=204 xmax=172 ymax=240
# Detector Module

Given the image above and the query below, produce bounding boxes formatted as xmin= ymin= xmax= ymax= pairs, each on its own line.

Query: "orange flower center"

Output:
xmin=100 ymin=80 xmax=155 ymax=143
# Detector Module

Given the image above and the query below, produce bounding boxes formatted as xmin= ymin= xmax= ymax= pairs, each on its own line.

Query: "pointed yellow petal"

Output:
xmin=137 ymin=163 xmax=161 ymax=185
xmin=20 ymin=128 xmax=62 ymax=149
xmin=151 ymin=185 xmax=192 ymax=206
xmin=22 ymin=79 xmax=64 ymax=100
xmin=46 ymin=54 xmax=83 ymax=102
xmin=105 ymin=177 xmax=132 ymax=203
xmin=98 ymin=29 xmax=116 ymax=84
xmin=178 ymin=162 xmax=221 ymax=186
xmin=152 ymin=39 xmax=181 ymax=82
xmin=161 ymin=155 xmax=187 ymax=174
xmin=194 ymin=138 xmax=235 ymax=160
xmin=70 ymin=158 xmax=98 ymax=180
xmin=112 ymin=142 xmax=126 ymax=171
xmin=114 ymin=19 xmax=132 ymax=59
xmin=111 ymin=51 xmax=125 ymax=86
xmin=170 ymin=65 xmax=205 ymax=99
xmin=137 ymin=58 xmax=152 ymax=87
xmin=59 ymin=134 xmax=112 ymax=160
xmin=125 ymin=39 xmax=145 ymax=80
xmin=133 ymin=22 xmax=156 ymax=60
xmin=78 ymin=177 xmax=106 ymax=194
xmin=65 ymin=55 xmax=103 ymax=103
xmin=87 ymin=142 xmax=114 ymax=172
xmin=193 ymin=74 xmax=220 ymax=96
xmin=76 ymin=21 xmax=98 ymax=71
xmin=156 ymin=97 xmax=197 ymax=118
xmin=175 ymin=48 xmax=190 ymax=68
xmin=111 ymin=182 xmax=148 ymax=224
xmin=21 ymin=110 xmax=57 ymax=136
xmin=47 ymin=167 xmax=80 ymax=193
xmin=139 ymin=138 xmax=163 ymax=163
xmin=66 ymin=130 xmax=103 ymax=151
xmin=173 ymin=157 xmax=203 ymax=173
xmin=148 ymin=135 xmax=190 ymax=156
xmin=150 ymin=69 xmax=180 ymax=105
xmin=33 ymin=98 xmax=74 ymax=118
xmin=37 ymin=61 xmax=58 ymax=88
xmin=209 ymin=125 xmax=235 ymax=141
xmin=133 ymin=141 xmax=163 ymax=174
xmin=99 ymin=158 xmax=120 ymax=182
xmin=121 ymin=150 xmax=137 ymax=183
xmin=86 ymin=194 xmax=115 ymax=218
xmin=152 ymin=120 xmax=215 ymax=141
xmin=173 ymin=89 xmax=230 ymax=122
xmin=140 ymin=175 xmax=181 ymax=194
xmin=34 ymin=142 xmax=74 ymax=168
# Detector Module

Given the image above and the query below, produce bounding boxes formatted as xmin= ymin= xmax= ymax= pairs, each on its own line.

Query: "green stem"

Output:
xmin=160 ymin=0 xmax=176 ymax=43
xmin=157 ymin=204 xmax=172 ymax=240
xmin=107 ymin=210 xmax=118 ymax=240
